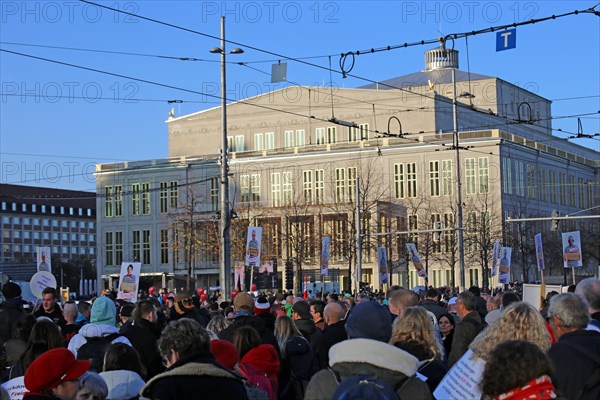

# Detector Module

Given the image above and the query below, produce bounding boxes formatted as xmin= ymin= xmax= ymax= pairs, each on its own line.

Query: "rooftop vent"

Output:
xmin=425 ymin=46 xmax=459 ymax=71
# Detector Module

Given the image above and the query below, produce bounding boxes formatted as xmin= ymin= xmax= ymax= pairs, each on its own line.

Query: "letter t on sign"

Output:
xmin=496 ymin=29 xmax=517 ymax=51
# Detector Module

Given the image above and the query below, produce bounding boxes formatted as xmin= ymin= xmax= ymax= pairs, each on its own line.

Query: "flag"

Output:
xmin=321 ymin=236 xmax=330 ymax=276
xmin=491 ymin=239 xmax=500 ymax=277
xmin=534 ymin=233 xmax=545 ymax=271
xmin=378 ymin=246 xmax=389 ymax=284
xmin=498 ymin=247 xmax=512 ymax=284
xmin=406 ymin=243 xmax=427 ymax=278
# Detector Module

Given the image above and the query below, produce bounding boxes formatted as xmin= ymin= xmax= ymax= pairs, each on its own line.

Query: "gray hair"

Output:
xmin=206 ymin=315 xmax=231 ymax=335
xmin=78 ymin=371 xmax=108 ymax=400
xmin=575 ymin=278 xmax=600 ymax=311
xmin=458 ymin=290 xmax=476 ymax=311
xmin=63 ymin=302 xmax=78 ymax=320
xmin=548 ymin=293 xmax=590 ymax=329
xmin=157 ymin=318 xmax=210 ymax=358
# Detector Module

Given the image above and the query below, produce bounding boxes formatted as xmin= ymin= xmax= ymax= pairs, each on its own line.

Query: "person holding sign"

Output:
xmin=563 ymin=235 xmax=581 ymax=268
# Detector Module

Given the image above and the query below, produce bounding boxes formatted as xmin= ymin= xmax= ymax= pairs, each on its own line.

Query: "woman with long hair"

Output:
xmin=6 ymin=319 xmax=64 ymax=381
xmin=437 ymin=312 xmax=456 ymax=361
xmin=390 ymin=307 xmax=447 ymax=392
xmin=100 ymin=343 xmax=146 ymax=400
xmin=206 ymin=315 xmax=231 ymax=336
xmin=435 ymin=302 xmax=551 ymax=400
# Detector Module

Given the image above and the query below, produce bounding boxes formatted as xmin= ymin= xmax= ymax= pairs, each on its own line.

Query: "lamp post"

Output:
xmin=210 ymin=16 xmax=243 ymax=299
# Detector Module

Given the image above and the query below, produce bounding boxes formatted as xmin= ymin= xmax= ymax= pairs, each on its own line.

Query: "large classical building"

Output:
xmin=95 ymin=48 xmax=599 ymax=292
xmin=0 ymin=184 xmax=96 ymax=281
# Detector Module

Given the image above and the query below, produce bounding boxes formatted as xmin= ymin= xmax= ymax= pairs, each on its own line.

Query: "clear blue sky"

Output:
xmin=1 ymin=0 xmax=598 ymax=191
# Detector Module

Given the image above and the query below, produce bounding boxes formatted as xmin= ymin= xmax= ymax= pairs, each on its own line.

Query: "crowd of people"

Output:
xmin=0 ymin=278 xmax=598 ymax=400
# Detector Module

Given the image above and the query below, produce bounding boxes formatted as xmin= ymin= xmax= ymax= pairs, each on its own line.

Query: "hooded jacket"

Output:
xmin=240 ymin=344 xmax=281 ymax=397
xmin=67 ymin=323 xmax=132 ymax=357
xmin=304 ymin=338 xmax=433 ymax=400
xmin=141 ymin=351 xmax=248 ymax=400
xmin=99 ymin=370 xmax=146 ymax=400
xmin=294 ymin=318 xmax=321 ymax=347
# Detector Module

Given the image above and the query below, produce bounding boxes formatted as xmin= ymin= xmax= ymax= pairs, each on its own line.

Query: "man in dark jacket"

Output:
xmin=314 ymin=302 xmax=346 ymax=369
xmin=33 ymin=287 xmax=65 ymax=327
xmin=548 ymin=293 xmax=600 ymax=400
xmin=142 ymin=318 xmax=248 ymax=400
xmin=468 ymin=286 xmax=488 ymax=320
xmin=218 ymin=292 xmax=277 ymax=348
xmin=120 ymin=299 xmax=165 ymax=379
xmin=419 ymin=288 xmax=447 ymax=320
xmin=0 ymin=282 xmax=25 ymax=344
xmin=292 ymin=300 xmax=321 ymax=347
xmin=448 ymin=291 xmax=484 ymax=367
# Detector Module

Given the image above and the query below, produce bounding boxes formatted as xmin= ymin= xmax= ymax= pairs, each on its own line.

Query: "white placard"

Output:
xmin=30 ymin=271 xmax=57 ymax=299
xmin=117 ymin=262 xmax=141 ymax=302
xmin=2 ymin=376 xmax=26 ymax=400
xmin=433 ymin=349 xmax=485 ymax=400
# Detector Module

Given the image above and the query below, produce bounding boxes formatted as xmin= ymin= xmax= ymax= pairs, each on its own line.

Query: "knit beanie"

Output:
xmin=90 ymin=296 xmax=117 ymax=326
xmin=211 ymin=339 xmax=239 ymax=370
xmin=2 ymin=282 xmax=21 ymax=299
xmin=345 ymin=301 xmax=392 ymax=342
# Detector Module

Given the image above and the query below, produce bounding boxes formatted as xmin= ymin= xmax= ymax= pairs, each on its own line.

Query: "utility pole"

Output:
xmin=452 ymin=68 xmax=466 ymax=291
xmin=355 ymin=176 xmax=362 ymax=294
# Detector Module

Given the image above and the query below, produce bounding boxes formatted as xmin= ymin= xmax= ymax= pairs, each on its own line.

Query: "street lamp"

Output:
xmin=210 ymin=16 xmax=244 ymax=299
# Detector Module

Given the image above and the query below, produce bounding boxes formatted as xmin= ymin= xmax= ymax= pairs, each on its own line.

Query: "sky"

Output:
xmin=1 ymin=0 xmax=599 ymax=192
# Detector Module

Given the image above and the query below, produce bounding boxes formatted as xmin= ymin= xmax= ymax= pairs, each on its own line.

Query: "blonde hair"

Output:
xmin=274 ymin=315 xmax=302 ymax=358
xmin=470 ymin=302 xmax=550 ymax=361
xmin=390 ymin=306 xmax=441 ymax=359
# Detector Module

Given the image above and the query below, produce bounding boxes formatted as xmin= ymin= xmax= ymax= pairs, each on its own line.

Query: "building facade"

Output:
xmin=96 ymin=48 xmax=599 ymax=292
xmin=0 ymin=184 xmax=96 ymax=282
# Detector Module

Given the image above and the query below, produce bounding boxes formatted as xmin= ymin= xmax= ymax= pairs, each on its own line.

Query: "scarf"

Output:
xmin=233 ymin=310 xmax=252 ymax=318
xmin=494 ymin=375 xmax=557 ymax=400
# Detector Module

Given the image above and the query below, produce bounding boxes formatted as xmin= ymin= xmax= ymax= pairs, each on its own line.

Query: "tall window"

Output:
xmin=538 ymin=168 xmax=547 ymax=202
xmin=578 ymin=177 xmax=585 ymax=208
xmin=254 ymin=133 xmax=264 ymax=151
xmin=478 ymin=157 xmax=489 ymax=194
xmin=132 ymin=183 xmax=140 ymax=216
xmin=241 ymin=175 xmax=250 ymax=202
xmin=265 ymin=132 xmax=275 ymax=150
xmin=349 ymin=123 xmax=368 ymax=142
xmin=431 ymin=213 xmax=441 ymax=253
xmin=235 ymin=135 xmax=244 ymax=152
xmin=429 ymin=161 xmax=440 ymax=197
xmin=284 ymin=130 xmax=294 ymax=148
xmin=442 ymin=160 xmax=453 ymax=196
xmin=315 ymin=169 xmax=324 ymax=204
xmin=465 ymin=158 xmax=476 ymax=195
xmin=283 ymin=172 xmax=293 ymax=206
xmin=394 ymin=163 xmax=405 ymax=199
xmin=142 ymin=230 xmax=151 ymax=264
xmin=160 ymin=229 xmax=169 ymax=264
xmin=502 ymin=158 xmax=512 ymax=194
xmin=408 ymin=214 xmax=418 ymax=247
xmin=443 ymin=212 xmax=454 ymax=253
xmin=141 ymin=183 xmax=150 ymax=215
xmin=210 ymin=178 xmax=219 ymax=211
xmin=516 ymin=161 xmax=525 ymax=197
xmin=568 ymin=175 xmax=576 ymax=207
xmin=296 ymin=130 xmax=305 ymax=147
xmin=407 ymin=163 xmax=417 ymax=198
xmin=271 ymin=173 xmax=281 ymax=207
xmin=347 ymin=167 xmax=357 ymax=202
xmin=105 ymin=232 xmax=114 ymax=266
xmin=113 ymin=185 xmax=122 ymax=216
xmin=251 ymin=174 xmax=261 ymax=202
xmin=132 ymin=230 xmax=141 ymax=262
xmin=227 ymin=136 xmax=234 ymax=152
xmin=115 ymin=231 xmax=123 ymax=265
xmin=559 ymin=172 xmax=567 ymax=205
xmin=359 ymin=123 xmax=369 ymax=141
xmin=327 ymin=127 xmax=337 ymax=144
xmin=467 ymin=212 xmax=477 ymax=251
xmin=315 ymin=128 xmax=326 ymax=145
xmin=303 ymin=170 xmax=313 ymax=204
xmin=527 ymin=164 xmax=536 ymax=199
xmin=169 ymin=181 xmax=178 ymax=208
xmin=105 ymin=187 xmax=113 ymax=217
xmin=335 ymin=168 xmax=346 ymax=202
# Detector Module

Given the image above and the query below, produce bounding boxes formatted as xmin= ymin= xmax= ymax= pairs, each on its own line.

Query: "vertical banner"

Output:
xmin=498 ymin=247 xmax=512 ymax=284
xmin=491 ymin=239 xmax=500 ymax=277
xmin=534 ymin=233 xmax=545 ymax=271
xmin=117 ymin=262 xmax=141 ymax=302
xmin=406 ymin=243 xmax=427 ymax=278
xmin=378 ymin=246 xmax=389 ymax=285
xmin=562 ymin=231 xmax=582 ymax=268
xmin=245 ymin=227 xmax=263 ymax=267
xmin=36 ymin=247 xmax=51 ymax=273
xmin=234 ymin=261 xmax=245 ymax=291
xmin=321 ymin=236 xmax=330 ymax=276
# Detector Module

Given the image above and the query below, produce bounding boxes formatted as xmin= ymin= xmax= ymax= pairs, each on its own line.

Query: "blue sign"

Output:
xmin=496 ymin=29 xmax=516 ymax=51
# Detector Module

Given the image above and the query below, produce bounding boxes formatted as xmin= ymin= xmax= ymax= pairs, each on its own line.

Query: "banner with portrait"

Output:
xmin=321 ymin=236 xmax=330 ymax=276
xmin=534 ymin=233 xmax=545 ymax=271
xmin=406 ymin=243 xmax=427 ymax=278
xmin=36 ymin=246 xmax=51 ymax=273
xmin=491 ymin=239 xmax=500 ymax=277
xmin=245 ymin=227 xmax=262 ymax=267
xmin=378 ymin=246 xmax=389 ymax=285
xmin=498 ymin=247 xmax=512 ymax=284
xmin=117 ymin=262 xmax=141 ymax=302
xmin=562 ymin=231 xmax=582 ymax=268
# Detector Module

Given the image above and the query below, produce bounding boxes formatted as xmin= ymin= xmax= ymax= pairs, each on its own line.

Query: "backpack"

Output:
xmin=280 ymin=336 xmax=320 ymax=399
xmin=77 ymin=333 xmax=121 ymax=372
xmin=238 ymin=362 xmax=276 ymax=400
xmin=330 ymin=369 xmax=403 ymax=400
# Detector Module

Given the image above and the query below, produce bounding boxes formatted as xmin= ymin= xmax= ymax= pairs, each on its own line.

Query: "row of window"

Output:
xmin=2 ymin=230 xmax=95 ymax=242
xmin=0 ymin=202 xmax=93 ymax=216
xmin=407 ymin=267 xmax=481 ymax=288
xmin=105 ymin=229 xmax=154 ymax=266
xmin=1 ymin=216 xmax=95 ymax=229
xmin=2 ymin=244 xmax=95 ymax=256
xmin=502 ymin=160 xmax=594 ymax=208
xmin=228 ymin=124 xmax=370 ymax=153
xmin=105 ymin=181 xmax=179 ymax=218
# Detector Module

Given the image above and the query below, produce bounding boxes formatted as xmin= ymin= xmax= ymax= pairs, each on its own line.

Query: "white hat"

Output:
xmin=448 ymin=297 xmax=458 ymax=306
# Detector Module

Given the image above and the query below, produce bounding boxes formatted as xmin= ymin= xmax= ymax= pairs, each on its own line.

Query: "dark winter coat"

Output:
xmin=120 ymin=318 xmax=165 ymax=379
xmin=419 ymin=300 xmax=447 ymax=320
xmin=304 ymin=338 xmax=433 ymax=400
xmin=315 ymin=320 xmax=347 ymax=369
xmin=393 ymin=340 xmax=448 ymax=393
xmin=0 ymin=299 xmax=23 ymax=343
xmin=548 ymin=329 xmax=600 ymax=400
xmin=448 ymin=311 xmax=482 ymax=367
xmin=140 ymin=351 xmax=248 ymax=400
xmin=218 ymin=315 xmax=278 ymax=349
xmin=33 ymin=306 xmax=65 ymax=328
xmin=294 ymin=318 xmax=321 ymax=347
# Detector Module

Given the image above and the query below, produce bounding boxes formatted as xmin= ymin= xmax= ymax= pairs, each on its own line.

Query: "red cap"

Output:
xmin=210 ymin=339 xmax=239 ymax=370
xmin=25 ymin=348 xmax=89 ymax=393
